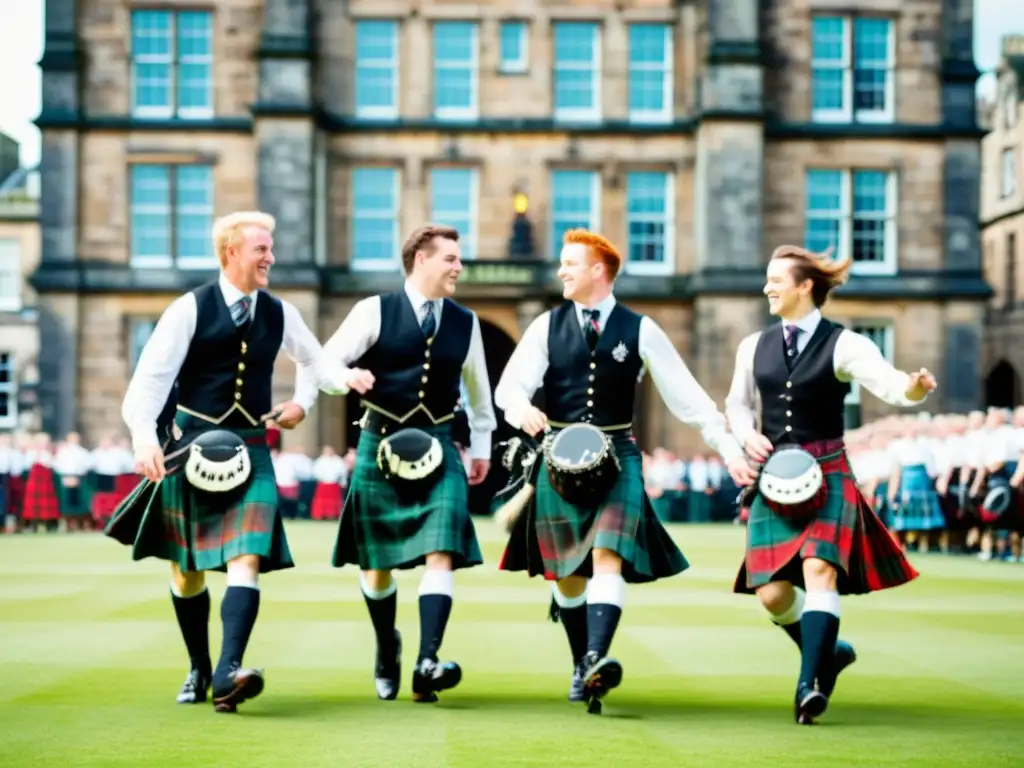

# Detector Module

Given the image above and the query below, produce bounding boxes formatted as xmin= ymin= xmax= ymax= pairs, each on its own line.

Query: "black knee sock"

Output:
xmin=586 ymin=604 xmax=622 ymax=659
xmin=171 ymin=588 xmax=211 ymax=677
xmin=213 ymin=586 xmax=261 ymax=686
xmin=779 ymin=621 xmax=802 ymax=649
xmin=417 ymin=594 xmax=453 ymax=663
xmin=557 ymin=604 xmax=589 ymax=666
xmin=798 ymin=611 xmax=839 ymax=688
xmin=363 ymin=588 xmax=398 ymax=655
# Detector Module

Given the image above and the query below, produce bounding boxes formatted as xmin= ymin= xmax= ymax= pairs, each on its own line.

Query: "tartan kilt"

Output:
xmin=733 ymin=449 xmax=919 ymax=596
xmin=310 ymin=482 xmax=343 ymax=520
xmin=890 ymin=464 xmax=945 ymax=532
xmin=56 ymin=474 xmax=92 ymax=517
xmin=498 ymin=434 xmax=688 ymax=583
xmin=331 ymin=423 xmax=482 ymax=571
xmin=104 ymin=433 xmax=293 ymax=574
xmin=8 ymin=474 xmax=26 ymax=518
xmin=22 ymin=465 xmax=60 ymax=522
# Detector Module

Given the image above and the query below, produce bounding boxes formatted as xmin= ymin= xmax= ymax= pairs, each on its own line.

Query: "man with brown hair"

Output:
xmin=725 ymin=245 xmax=936 ymax=725
xmin=322 ymin=224 xmax=496 ymax=703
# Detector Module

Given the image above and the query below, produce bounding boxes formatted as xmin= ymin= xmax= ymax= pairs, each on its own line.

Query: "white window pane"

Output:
xmin=811 ymin=69 xmax=845 ymax=111
xmin=177 ymin=11 xmax=212 ymax=57
xmin=355 ymin=21 xmax=398 ymax=115
xmin=551 ymin=170 xmax=596 ymax=250
xmin=500 ymin=21 xmax=525 ymax=69
xmin=131 ymin=10 xmax=172 ymax=56
xmin=626 ymin=172 xmax=669 ymax=265
xmin=811 ymin=17 xmax=845 ymax=61
xmin=177 ymin=62 xmax=212 ymax=111
xmin=554 ymin=23 xmax=598 ymax=115
xmin=352 ymin=168 xmax=399 ymax=266
xmin=804 ymin=169 xmax=844 ymax=254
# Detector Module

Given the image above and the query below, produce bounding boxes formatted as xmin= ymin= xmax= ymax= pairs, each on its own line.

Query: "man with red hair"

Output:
xmin=494 ymin=228 xmax=757 ymax=714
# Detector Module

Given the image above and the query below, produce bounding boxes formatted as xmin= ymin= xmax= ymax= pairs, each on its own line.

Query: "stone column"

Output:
xmin=35 ymin=0 xmax=81 ymax=437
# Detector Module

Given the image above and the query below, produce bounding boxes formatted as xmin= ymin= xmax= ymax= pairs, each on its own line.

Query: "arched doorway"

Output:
xmin=985 ymin=359 xmax=1021 ymax=409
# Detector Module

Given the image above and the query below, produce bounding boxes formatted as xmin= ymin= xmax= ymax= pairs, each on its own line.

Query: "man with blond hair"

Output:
xmin=106 ymin=211 xmax=357 ymax=713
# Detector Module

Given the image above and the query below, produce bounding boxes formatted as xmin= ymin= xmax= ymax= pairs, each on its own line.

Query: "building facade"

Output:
xmin=981 ymin=34 xmax=1024 ymax=409
xmin=31 ymin=0 xmax=988 ymax=456
xmin=0 ymin=163 xmax=42 ymax=433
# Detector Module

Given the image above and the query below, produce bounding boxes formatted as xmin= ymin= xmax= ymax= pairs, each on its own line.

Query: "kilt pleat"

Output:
xmin=22 ymin=465 xmax=60 ymax=522
xmin=104 ymin=438 xmax=293 ymax=574
xmin=890 ymin=465 xmax=945 ymax=532
xmin=331 ymin=424 xmax=482 ymax=571
xmin=498 ymin=434 xmax=688 ymax=583
xmin=733 ymin=450 xmax=919 ymax=596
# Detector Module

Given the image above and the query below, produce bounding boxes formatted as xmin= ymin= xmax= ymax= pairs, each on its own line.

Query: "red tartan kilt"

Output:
xmin=278 ymin=484 xmax=299 ymax=500
xmin=310 ymin=482 xmax=343 ymax=520
xmin=22 ymin=465 xmax=60 ymax=522
xmin=114 ymin=473 xmax=140 ymax=499
xmin=8 ymin=476 xmax=26 ymax=516
xmin=734 ymin=450 xmax=919 ymax=596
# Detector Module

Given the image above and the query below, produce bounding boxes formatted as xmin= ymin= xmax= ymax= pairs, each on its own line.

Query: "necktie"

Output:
xmin=784 ymin=324 xmax=801 ymax=364
xmin=231 ymin=297 xmax=251 ymax=328
xmin=421 ymin=301 xmax=436 ymax=338
xmin=582 ymin=309 xmax=601 ymax=350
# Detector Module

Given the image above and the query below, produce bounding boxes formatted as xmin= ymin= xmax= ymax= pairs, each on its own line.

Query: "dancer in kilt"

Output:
xmin=322 ymin=224 xmax=496 ymax=703
xmin=494 ymin=229 xmax=757 ymax=713
xmin=724 ymin=245 xmax=934 ymax=725
xmin=105 ymin=211 xmax=351 ymax=713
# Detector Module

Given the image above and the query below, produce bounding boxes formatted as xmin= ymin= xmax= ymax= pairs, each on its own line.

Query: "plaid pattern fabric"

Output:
xmin=498 ymin=435 xmax=688 ymax=583
xmin=22 ymin=465 xmax=60 ymax=522
xmin=310 ymin=482 xmax=343 ymax=520
xmin=105 ymin=436 xmax=293 ymax=574
xmin=733 ymin=450 xmax=919 ymax=595
xmin=331 ymin=424 xmax=482 ymax=571
xmin=890 ymin=465 xmax=945 ymax=532
xmin=55 ymin=474 xmax=92 ymax=517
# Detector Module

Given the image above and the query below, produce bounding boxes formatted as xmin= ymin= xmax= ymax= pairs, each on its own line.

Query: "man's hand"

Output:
xmin=347 ymin=368 xmax=376 ymax=394
xmin=727 ymin=457 xmax=758 ymax=487
xmin=468 ymin=459 xmax=490 ymax=486
xmin=262 ymin=401 xmax=306 ymax=430
xmin=743 ymin=433 xmax=774 ymax=463
xmin=1010 ymin=468 xmax=1024 ymax=489
xmin=906 ymin=368 xmax=937 ymax=401
xmin=135 ymin=445 xmax=166 ymax=483
xmin=520 ymin=406 xmax=549 ymax=437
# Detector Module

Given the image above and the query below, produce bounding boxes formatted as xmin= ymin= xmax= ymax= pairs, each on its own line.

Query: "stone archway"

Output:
xmin=985 ymin=359 xmax=1021 ymax=409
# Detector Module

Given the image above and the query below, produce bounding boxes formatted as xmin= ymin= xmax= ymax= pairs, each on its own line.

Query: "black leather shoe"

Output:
xmin=581 ymin=651 xmax=623 ymax=715
xmin=374 ymin=629 xmax=402 ymax=700
xmin=818 ymin=639 xmax=856 ymax=698
xmin=411 ymin=657 xmax=462 ymax=703
xmin=212 ymin=665 xmax=265 ymax=713
xmin=176 ymin=668 xmax=210 ymax=704
xmin=794 ymin=682 xmax=828 ymax=725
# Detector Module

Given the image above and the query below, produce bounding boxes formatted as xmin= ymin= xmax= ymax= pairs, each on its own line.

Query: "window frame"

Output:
xmin=354 ymin=20 xmax=401 ymax=121
xmin=350 ymin=166 xmax=402 ymax=273
xmin=810 ymin=15 xmax=895 ymax=124
xmin=552 ymin=22 xmax=602 ymax=123
xmin=128 ymin=163 xmax=216 ymax=270
xmin=129 ymin=8 xmax=214 ymax=120
xmin=623 ymin=171 xmax=675 ymax=276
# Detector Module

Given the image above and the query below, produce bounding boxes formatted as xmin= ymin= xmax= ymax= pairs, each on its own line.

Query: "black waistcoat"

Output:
xmin=357 ymin=291 xmax=474 ymax=422
xmin=543 ymin=301 xmax=644 ymax=427
xmin=753 ymin=319 xmax=850 ymax=445
xmin=175 ymin=281 xmax=284 ymax=428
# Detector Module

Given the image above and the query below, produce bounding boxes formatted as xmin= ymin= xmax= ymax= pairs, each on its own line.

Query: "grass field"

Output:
xmin=1 ymin=520 xmax=1022 ymax=768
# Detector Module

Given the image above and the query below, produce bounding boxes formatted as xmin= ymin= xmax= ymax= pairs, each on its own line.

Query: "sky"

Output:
xmin=0 ymin=0 xmax=1019 ymax=169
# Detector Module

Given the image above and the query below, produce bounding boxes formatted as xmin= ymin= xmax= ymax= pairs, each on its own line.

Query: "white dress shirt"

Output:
xmin=494 ymin=294 xmax=744 ymax=465
xmin=54 ymin=444 xmax=92 ymax=478
xmin=313 ymin=454 xmax=347 ymax=484
xmin=272 ymin=452 xmax=299 ymax=487
xmin=25 ymin=449 xmax=53 ymax=468
xmin=964 ymin=429 xmax=989 ymax=469
xmin=321 ymin=281 xmax=497 ymax=461
xmin=887 ymin=437 xmax=931 ymax=468
xmin=687 ymin=458 xmax=709 ymax=491
xmin=122 ymin=274 xmax=352 ymax=452
xmin=725 ymin=308 xmax=926 ymax=445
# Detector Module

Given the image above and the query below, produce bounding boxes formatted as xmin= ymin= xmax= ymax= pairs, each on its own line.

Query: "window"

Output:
xmin=1002 ymin=80 xmax=1019 ymax=131
xmin=1007 ymin=232 xmax=1018 ymax=309
xmin=551 ymin=170 xmax=600 ymax=256
xmin=553 ymin=23 xmax=600 ymax=122
xmin=0 ymin=238 xmax=20 ymax=312
xmin=355 ymin=21 xmax=399 ymax=119
xmin=844 ymin=323 xmax=894 ymax=418
xmin=128 ymin=319 xmax=157 ymax=373
xmin=429 ymin=168 xmax=478 ymax=261
xmin=129 ymin=165 xmax=215 ymax=269
xmin=811 ymin=17 xmax=893 ymax=123
xmin=433 ymin=22 xmax=478 ymax=120
xmin=628 ymin=25 xmax=672 ymax=123
xmin=351 ymin=167 xmax=400 ymax=271
xmin=0 ymin=353 xmax=15 ymax=430
xmin=1001 ymin=148 xmax=1017 ymax=199
xmin=804 ymin=169 xmax=897 ymax=275
xmin=625 ymin=172 xmax=674 ymax=274
xmin=499 ymin=21 xmax=528 ymax=73
xmin=131 ymin=9 xmax=212 ymax=119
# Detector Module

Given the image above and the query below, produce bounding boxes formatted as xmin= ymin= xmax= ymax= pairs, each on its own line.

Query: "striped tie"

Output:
xmin=231 ymin=297 xmax=251 ymax=327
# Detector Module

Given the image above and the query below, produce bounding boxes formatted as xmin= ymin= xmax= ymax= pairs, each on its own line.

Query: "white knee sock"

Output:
xmin=418 ymin=569 xmax=454 ymax=598
xmin=804 ymin=589 xmax=841 ymax=617
xmin=586 ymin=573 xmax=626 ymax=608
xmin=769 ymin=586 xmax=805 ymax=626
xmin=225 ymin=560 xmax=259 ymax=590
xmin=552 ymin=582 xmax=587 ymax=609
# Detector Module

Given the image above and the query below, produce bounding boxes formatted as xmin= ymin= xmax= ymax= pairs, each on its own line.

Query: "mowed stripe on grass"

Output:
xmin=0 ymin=520 xmax=1022 ymax=767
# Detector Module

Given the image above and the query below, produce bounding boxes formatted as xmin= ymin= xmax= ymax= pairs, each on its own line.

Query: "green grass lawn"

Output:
xmin=1 ymin=520 xmax=1022 ymax=767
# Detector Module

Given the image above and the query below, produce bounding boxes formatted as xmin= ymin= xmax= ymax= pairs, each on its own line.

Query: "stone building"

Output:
xmin=30 ymin=0 xmax=988 ymax=458
xmin=981 ymin=34 xmax=1024 ymax=408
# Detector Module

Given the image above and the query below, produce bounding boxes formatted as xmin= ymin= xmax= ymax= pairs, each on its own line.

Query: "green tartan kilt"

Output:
xmin=733 ymin=449 xmax=919 ymax=596
xmin=498 ymin=434 xmax=688 ymax=583
xmin=104 ymin=433 xmax=293 ymax=574
xmin=56 ymin=475 xmax=92 ymax=517
xmin=331 ymin=423 xmax=483 ymax=571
